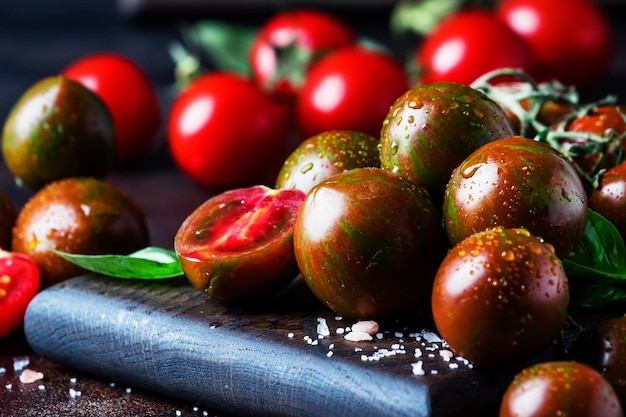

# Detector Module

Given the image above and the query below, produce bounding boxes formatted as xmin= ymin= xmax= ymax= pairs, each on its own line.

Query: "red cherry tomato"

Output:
xmin=415 ymin=9 xmax=536 ymax=86
xmin=296 ymin=47 xmax=410 ymax=139
xmin=0 ymin=250 xmax=40 ymax=339
xmin=496 ymin=0 xmax=614 ymax=89
xmin=62 ymin=52 xmax=162 ymax=165
xmin=167 ymin=72 xmax=290 ymax=189
xmin=249 ymin=9 xmax=357 ymax=103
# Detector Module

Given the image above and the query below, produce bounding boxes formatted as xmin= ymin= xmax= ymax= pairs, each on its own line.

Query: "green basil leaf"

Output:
xmin=563 ymin=209 xmax=626 ymax=282
xmin=51 ymin=247 xmax=183 ymax=279
xmin=569 ymin=282 xmax=626 ymax=308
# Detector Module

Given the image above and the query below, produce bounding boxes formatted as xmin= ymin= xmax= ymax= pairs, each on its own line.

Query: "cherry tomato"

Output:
xmin=432 ymin=227 xmax=569 ymax=368
xmin=415 ymin=10 xmax=536 ymax=86
xmin=496 ymin=0 xmax=614 ymax=89
xmin=249 ymin=9 xmax=357 ymax=103
xmin=296 ymin=47 xmax=410 ymax=139
xmin=500 ymin=361 xmax=623 ymax=417
xmin=443 ymin=136 xmax=588 ymax=259
xmin=175 ymin=185 xmax=305 ymax=303
xmin=0 ymin=250 xmax=40 ymax=339
xmin=569 ymin=316 xmax=626 ymax=406
xmin=589 ymin=162 xmax=626 ymax=241
xmin=62 ymin=52 xmax=162 ymax=165
xmin=167 ymin=72 xmax=290 ymax=190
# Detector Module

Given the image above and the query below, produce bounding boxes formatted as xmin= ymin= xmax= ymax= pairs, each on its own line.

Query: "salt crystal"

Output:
xmin=351 ymin=320 xmax=379 ymax=335
xmin=37 ymin=384 xmax=45 ymax=390
xmin=344 ymin=331 xmax=373 ymax=342
xmin=5 ymin=383 xmax=12 ymax=390
xmin=335 ymin=328 xmax=345 ymax=335
xmin=69 ymin=388 xmax=82 ymax=398
xmin=422 ymin=331 xmax=442 ymax=343
xmin=411 ymin=361 xmax=425 ymax=376
xmin=326 ymin=351 xmax=334 ymax=357
xmin=13 ymin=356 xmax=30 ymax=372
xmin=287 ymin=332 xmax=294 ymax=338
xmin=316 ymin=318 xmax=330 ymax=337
xmin=19 ymin=369 xmax=44 ymax=384
xmin=125 ymin=387 xmax=132 ymax=394
xmin=69 ymin=377 xmax=77 ymax=384
xmin=375 ymin=333 xmax=384 ymax=340
xmin=0 ymin=367 xmax=5 ymax=374
xmin=335 ymin=316 xmax=343 ymax=321
xmin=439 ymin=349 xmax=454 ymax=361
xmin=176 ymin=411 xmax=182 ymax=416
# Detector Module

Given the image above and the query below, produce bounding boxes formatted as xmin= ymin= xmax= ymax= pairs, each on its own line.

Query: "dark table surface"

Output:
xmin=1 ymin=1 xmax=626 ymax=416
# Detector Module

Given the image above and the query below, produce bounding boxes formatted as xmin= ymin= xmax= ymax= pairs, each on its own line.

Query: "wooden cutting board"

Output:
xmin=23 ymin=273 xmax=539 ymax=417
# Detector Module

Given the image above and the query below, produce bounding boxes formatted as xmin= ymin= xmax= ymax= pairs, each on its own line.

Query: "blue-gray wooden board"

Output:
xmin=23 ymin=274 xmax=522 ymax=417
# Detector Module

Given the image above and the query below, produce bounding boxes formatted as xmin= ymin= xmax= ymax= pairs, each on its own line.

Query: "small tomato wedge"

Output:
xmin=174 ymin=185 xmax=305 ymax=303
xmin=0 ymin=250 xmax=40 ymax=339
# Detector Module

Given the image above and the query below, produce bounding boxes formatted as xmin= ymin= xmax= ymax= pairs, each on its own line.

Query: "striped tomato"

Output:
xmin=379 ymin=82 xmax=514 ymax=205
xmin=293 ymin=167 xmax=448 ymax=319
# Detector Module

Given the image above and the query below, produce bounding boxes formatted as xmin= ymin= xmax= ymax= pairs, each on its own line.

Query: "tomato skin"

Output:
xmin=175 ymin=185 xmax=305 ymax=303
xmin=496 ymin=0 xmax=614 ymax=89
xmin=380 ymin=82 xmax=515 ymax=204
xmin=569 ymin=316 xmax=626 ymax=406
xmin=249 ymin=9 xmax=356 ymax=102
xmin=167 ymin=72 xmax=290 ymax=189
xmin=294 ymin=167 xmax=448 ymax=320
xmin=0 ymin=250 xmax=40 ymax=339
xmin=296 ymin=47 xmax=410 ymax=139
xmin=443 ymin=136 xmax=588 ymax=259
xmin=415 ymin=10 xmax=535 ymax=86
xmin=432 ymin=227 xmax=569 ymax=368
xmin=499 ymin=361 xmax=623 ymax=417
xmin=275 ymin=130 xmax=380 ymax=194
xmin=62 ymin=52 xmax=161 ymax=165
xmin=589 ymin=162 xmax=626 ymax=240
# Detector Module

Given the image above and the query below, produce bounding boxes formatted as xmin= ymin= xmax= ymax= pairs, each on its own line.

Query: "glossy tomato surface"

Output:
xmin=569 ymin=315 xmax=626 ymax=405
xmin=12 ymin=177 xmax=150 ymax=288
xmin=249 ymin=9 xmax=356 ymax=103
xmin=497 ymin=0 xmax=614 ymax=89
xmin=275 ymin=130 xmax=380 ymax=194
xmin=175 ymin=185 xmax=305 ymax=303
xmin=167 ymin=72 xmax=290 ymax=190
xmin=2 ymin=76 xmax=115 ymax=191
xmin=296 ymin=47 xmax=410 ymax=139
xmin=63 ymin=52 xmax=161 ymax=165
xmin=294 ymin=167 xmax=448 ymax=319
xmin=415 ymin=9 xmax=535 ymax=86
xmin=0 ymin=250 xmax=40 ymax=339
xmin=432 ymin=227 xmax=569 ymax=368
xmin=443 ymin=136 xmax=588 ymax=259
xmin=589 ymin=162 xmax=626 ymax=240
xmin=380 ymin=82 xmax=514 ymax=204
xmin=500 ymin=361 xmax=623 ymax=417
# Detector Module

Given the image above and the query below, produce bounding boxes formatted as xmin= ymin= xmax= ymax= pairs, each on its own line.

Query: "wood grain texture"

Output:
xmin=23 ymin=274 xmax=522 ymax=417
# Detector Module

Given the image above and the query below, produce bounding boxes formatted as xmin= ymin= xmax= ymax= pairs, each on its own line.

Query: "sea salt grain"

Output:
xmin=411 ymin=361 xmax=425 ymax=376
xmin=316 ymin=318 xmax=330 ymax=337
xmin=351 ymin=320 xmax=379 ymax=335
xmin=69 ymin=388 xmax=82 ymax=398
xmin=0 ymin=367 xmax=5 ymax=374
xmin=344 ymin=331 xmax=373 ymax=342
xmin=19 ymin=369 xmax=44 ymax=384
xmin=13 ymin=356 xmax=30 ymax=372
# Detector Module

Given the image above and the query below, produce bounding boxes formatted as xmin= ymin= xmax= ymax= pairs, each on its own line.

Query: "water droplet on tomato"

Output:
xmin=300 ymin=162 xmax=314 ymax=174
xmin=408 ymin=99 xmax=423 ymax=109
xmin=501 ymin=250 xmax=515 ymax=261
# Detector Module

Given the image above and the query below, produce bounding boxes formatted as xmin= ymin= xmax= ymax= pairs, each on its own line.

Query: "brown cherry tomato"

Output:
xmin=499 ymin=361 xmax=623 ymax=417
xmin=432 ymin=227 xmax=569 ymax=368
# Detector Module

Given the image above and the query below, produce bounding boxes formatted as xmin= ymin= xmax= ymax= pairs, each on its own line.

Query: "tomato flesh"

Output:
xmin=0 ymin=250 xmax=40 ymax=339
xmin=175 ymin=185 xmax=305 ymax=303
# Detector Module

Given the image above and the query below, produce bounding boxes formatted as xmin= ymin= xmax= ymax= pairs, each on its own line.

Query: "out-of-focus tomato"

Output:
xmin=0 ymin=250 xmax=39 ymax=339
xmin=496 ymin=0 xmax=614 ymax=89
xmin=62 ymin=52 xmax=162 ymax=165
xmin=249 ymin=9 xmax=357 ymax=103
xmin=415 ymin=9 xmax=535 ymax=86
xmin=296 ymin=47 xmax=410 ymax=139
xmin=167 ymin=72 xmax=290 ymax=190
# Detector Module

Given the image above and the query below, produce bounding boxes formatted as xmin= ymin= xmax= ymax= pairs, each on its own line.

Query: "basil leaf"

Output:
xmin=563 ymin=209 xmax=626 ymax=282
xmin=563 ymin=209 xmax=626 ymax=307
xmin=52 ymin=247 xmax=183 ymax=279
